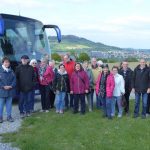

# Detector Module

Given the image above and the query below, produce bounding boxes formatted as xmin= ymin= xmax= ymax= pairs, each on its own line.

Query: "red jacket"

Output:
xmin=38 ymin=66 xmax=54 ymax=86
xmin=64 ymin=60 xmax=75 ymax=80
xmin=70 ymin=70 xmax=89 ymax=94
xmin=96 ymin=72 xmax=115 ymax=98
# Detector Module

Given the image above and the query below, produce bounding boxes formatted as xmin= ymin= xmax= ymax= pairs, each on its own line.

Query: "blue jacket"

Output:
xmin=0 ymin=66 xmax=16 ymax=98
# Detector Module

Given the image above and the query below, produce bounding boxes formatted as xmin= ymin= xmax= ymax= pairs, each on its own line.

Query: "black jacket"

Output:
xmin=53 ymin=71 xmax=70 ymax=92
xmin=119 ymin=68 xmax=133 ymax=92
xmin=132 ymin=65 xmax=150 ymax=93
xmin=16 ymin=64 xmax=35 ymax=92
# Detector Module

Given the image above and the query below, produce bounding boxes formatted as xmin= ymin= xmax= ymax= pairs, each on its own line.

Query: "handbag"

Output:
xmin=121 ymin=95 xmax=127 ymax=107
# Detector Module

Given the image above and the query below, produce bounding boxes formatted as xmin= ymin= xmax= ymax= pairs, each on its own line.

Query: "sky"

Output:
xmin=0 ymin=0 xmax=150 ymax=49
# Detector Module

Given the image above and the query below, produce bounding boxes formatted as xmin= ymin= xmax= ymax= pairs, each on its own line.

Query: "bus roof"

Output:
xmin=0 ymin=13 xmax=43 ymax=24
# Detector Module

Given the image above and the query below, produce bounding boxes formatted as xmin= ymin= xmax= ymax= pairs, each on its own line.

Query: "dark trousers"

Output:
xmin=40 ymin=85 xmax=50 ymax=110
xmin=29 ymin=89 xmax=35 ymax=111
xmin=147 ymin=94 xmax=150 ymax=113
xmin=65 ymin=94 xmax=74 ymax=108
xmin=19 ymin=91 xmax=32 ymax=114
xmin=124 ymin=91 xmax=131 ymax=113
xmin=74 ymin=94 xmax=85 ymax=114
xmin=50 ymin=90 xmax=55 ymax=108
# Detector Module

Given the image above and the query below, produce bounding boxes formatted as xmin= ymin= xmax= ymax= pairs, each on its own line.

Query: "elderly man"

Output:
xmin=91 ymin=58 xmax=102 ymax=109
xmin=63 ymin=54 xmax=75 ymax=109
xmin=119 ymin=60 xmax=133 ymax=115
xmin=132 ymin=59 xmax=150 ymax=119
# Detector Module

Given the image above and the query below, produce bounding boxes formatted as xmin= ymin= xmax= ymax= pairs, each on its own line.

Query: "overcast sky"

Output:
xmin=0 ymin=0 xmax=150 ymax=49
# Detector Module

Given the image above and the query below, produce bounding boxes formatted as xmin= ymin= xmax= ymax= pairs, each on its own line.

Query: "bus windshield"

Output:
xmin=0 ymin=18 xmax=50 ymax=61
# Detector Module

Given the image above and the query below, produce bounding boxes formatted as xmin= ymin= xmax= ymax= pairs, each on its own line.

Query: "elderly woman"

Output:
xmin=29 ymin=59 xmax=39 ymax=113
xmin=0 ymin=57 xmax=16 ymax=123
xmin=70 ymin=63 xmax=89 ymax=115
xmin=38 ymin=58 xmax=54 ymax=112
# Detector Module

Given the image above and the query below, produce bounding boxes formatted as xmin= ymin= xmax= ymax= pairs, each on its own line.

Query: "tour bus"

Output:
xmin=0 ymin=13 xmax=61 ymax=97
xmin=0 ymin=13 xmax=61 ymax=70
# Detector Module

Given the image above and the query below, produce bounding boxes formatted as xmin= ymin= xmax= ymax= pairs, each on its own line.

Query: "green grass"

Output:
xmin=1 ymin=101 xmax=150 ymax=150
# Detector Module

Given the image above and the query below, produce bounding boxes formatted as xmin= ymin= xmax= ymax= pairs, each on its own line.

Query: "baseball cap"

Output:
xmin=21 ymin=55 xmax=29 ymax=59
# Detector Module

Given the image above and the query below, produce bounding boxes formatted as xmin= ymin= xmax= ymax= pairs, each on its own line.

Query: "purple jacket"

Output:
xmin=70 ymin=70 xmax=89 ymax=94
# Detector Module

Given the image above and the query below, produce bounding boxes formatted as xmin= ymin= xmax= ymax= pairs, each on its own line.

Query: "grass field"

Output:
xmin=1 ymin=101 xmax=150 ymax=150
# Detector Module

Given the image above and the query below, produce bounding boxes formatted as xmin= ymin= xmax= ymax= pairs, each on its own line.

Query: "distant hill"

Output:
xmin=48 ymin=35 xmax=123 ymax=53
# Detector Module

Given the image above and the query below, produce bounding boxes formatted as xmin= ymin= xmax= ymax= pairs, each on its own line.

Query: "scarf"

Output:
xmin=2 ymin=65 xmax=10 ymax=72
xmin=99 ymin=73 xmax=108 ymax=98
xmin=38 ymin=65 xmax=47 ymax=81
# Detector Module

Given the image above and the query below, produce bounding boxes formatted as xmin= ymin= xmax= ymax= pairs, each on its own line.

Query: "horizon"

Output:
xmin=0 ymin=0 xmax=150 ymax=49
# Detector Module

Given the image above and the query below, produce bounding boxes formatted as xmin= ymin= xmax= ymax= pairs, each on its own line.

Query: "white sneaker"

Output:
xmin=39 ymin=110 xmax=44 ymax=112
xmin=89 ymin=108 xmax=92 ymax=112
xmin=56 ymin=110 xmax=59 ymax=113
xmin=45 ymin=110 xmax=49 ymax=113
xmin=59 ymin=110 xmax=64 ymax=114
xmin=118 ymin=114 xmax=122 ymax=118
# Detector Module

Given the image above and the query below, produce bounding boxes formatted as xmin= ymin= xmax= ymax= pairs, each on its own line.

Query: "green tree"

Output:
xmin=78 ymin=52 xmax=90 ymax=62
xmin=51 ymin=53 xmax=61 ymax=62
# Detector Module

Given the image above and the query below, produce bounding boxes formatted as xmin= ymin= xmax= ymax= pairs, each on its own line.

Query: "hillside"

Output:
xmin=48 ymin=35 xmax=123 ymax=53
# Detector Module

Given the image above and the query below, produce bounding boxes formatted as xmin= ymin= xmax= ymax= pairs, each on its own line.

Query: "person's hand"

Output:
xmin=70 ymin=91 xmax=73 ymax=94
xmin=121 ymin=92 xmax=125 ymax=95
xmin=132 ymin=88 xmax=135 ymax=93
xmin=147 ymin=88 xmax=150 ymax=93
xmin=56 ymin=90 xmax=59 ymax=94
xmin=85 ymin=90 xmax=88 ymax=93
xmin=4 ymin=86 xmax=12 ymax=90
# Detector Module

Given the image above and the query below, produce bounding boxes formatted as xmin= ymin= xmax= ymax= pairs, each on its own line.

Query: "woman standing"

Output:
xmin=96 ymin=64 xmax=115 ymax=119
xmin=38 ymin=58 xmax=54 ymax=112
xmin=112 ymin=66 xmax=125 ymax=118
xmin=53 ymin=64 xmax=70 ymax=114
xmin=0 ymin=57 xmax=16 ymax=123
xmin=70 ymin=63 xmax=89 ymax=115
xmin=29 ymin=59 xmax=39 ymax=113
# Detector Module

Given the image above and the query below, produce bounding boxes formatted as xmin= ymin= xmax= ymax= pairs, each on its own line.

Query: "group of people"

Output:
xmin=0 ymin=54 xmax=150 ymax=123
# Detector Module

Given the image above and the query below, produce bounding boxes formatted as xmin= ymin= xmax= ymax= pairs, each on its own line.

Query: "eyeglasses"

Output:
xmin=33 ymin=63 xmax=37 ymax=64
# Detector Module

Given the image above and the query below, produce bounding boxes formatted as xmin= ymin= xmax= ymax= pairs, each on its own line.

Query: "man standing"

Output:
xmin=16 ymin=55 xmax=35 ymax=118
xmin=63 ymin=54 xmax=75 ymax=109
xmin=119 ymin=60 xmax=133 ymax=115
xmin=91 ymin=58 xmax=101 ymax=109
xmin=132 ymin=59 xmax=150 ymax=119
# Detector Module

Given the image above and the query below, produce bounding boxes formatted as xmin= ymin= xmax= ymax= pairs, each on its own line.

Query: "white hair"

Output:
xmin=97 ymin=60 xmax=103 ymax=65
xmin=29 ymin=59 xmax=37 ymax=65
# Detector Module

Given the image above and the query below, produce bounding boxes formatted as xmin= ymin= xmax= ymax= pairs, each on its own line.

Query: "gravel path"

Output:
xmin=0 ymin=99 xmax=41 ymax=150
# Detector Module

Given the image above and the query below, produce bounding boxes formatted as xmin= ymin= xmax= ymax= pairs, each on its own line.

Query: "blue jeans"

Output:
xmin=100 ymin=96 xmax=112 ymax=118
xmin=0 ymin=97 xmax=12 ymax=118
xmin=111 ymin=96 xmax=122 ymax=116
xmin=134 ymin=92 xmax=148 ymax=116
xmin=86 ymin=92 xmax=93 ymax=110
xmin=55 ymin=92 xmax=66 ymax=111
xmin=19 ymin=91 xmax=32 ymax=114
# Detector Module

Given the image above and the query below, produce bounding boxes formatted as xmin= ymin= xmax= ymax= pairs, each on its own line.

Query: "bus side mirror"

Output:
xmin=0 ymin=19 xmax=4 ymax=36
xmin=43 ymin=25 xmax=61 ymax=43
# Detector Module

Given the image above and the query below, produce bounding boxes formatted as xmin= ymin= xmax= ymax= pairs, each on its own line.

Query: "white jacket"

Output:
xmin=113 ymin=73 xmax=125 ymax=97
